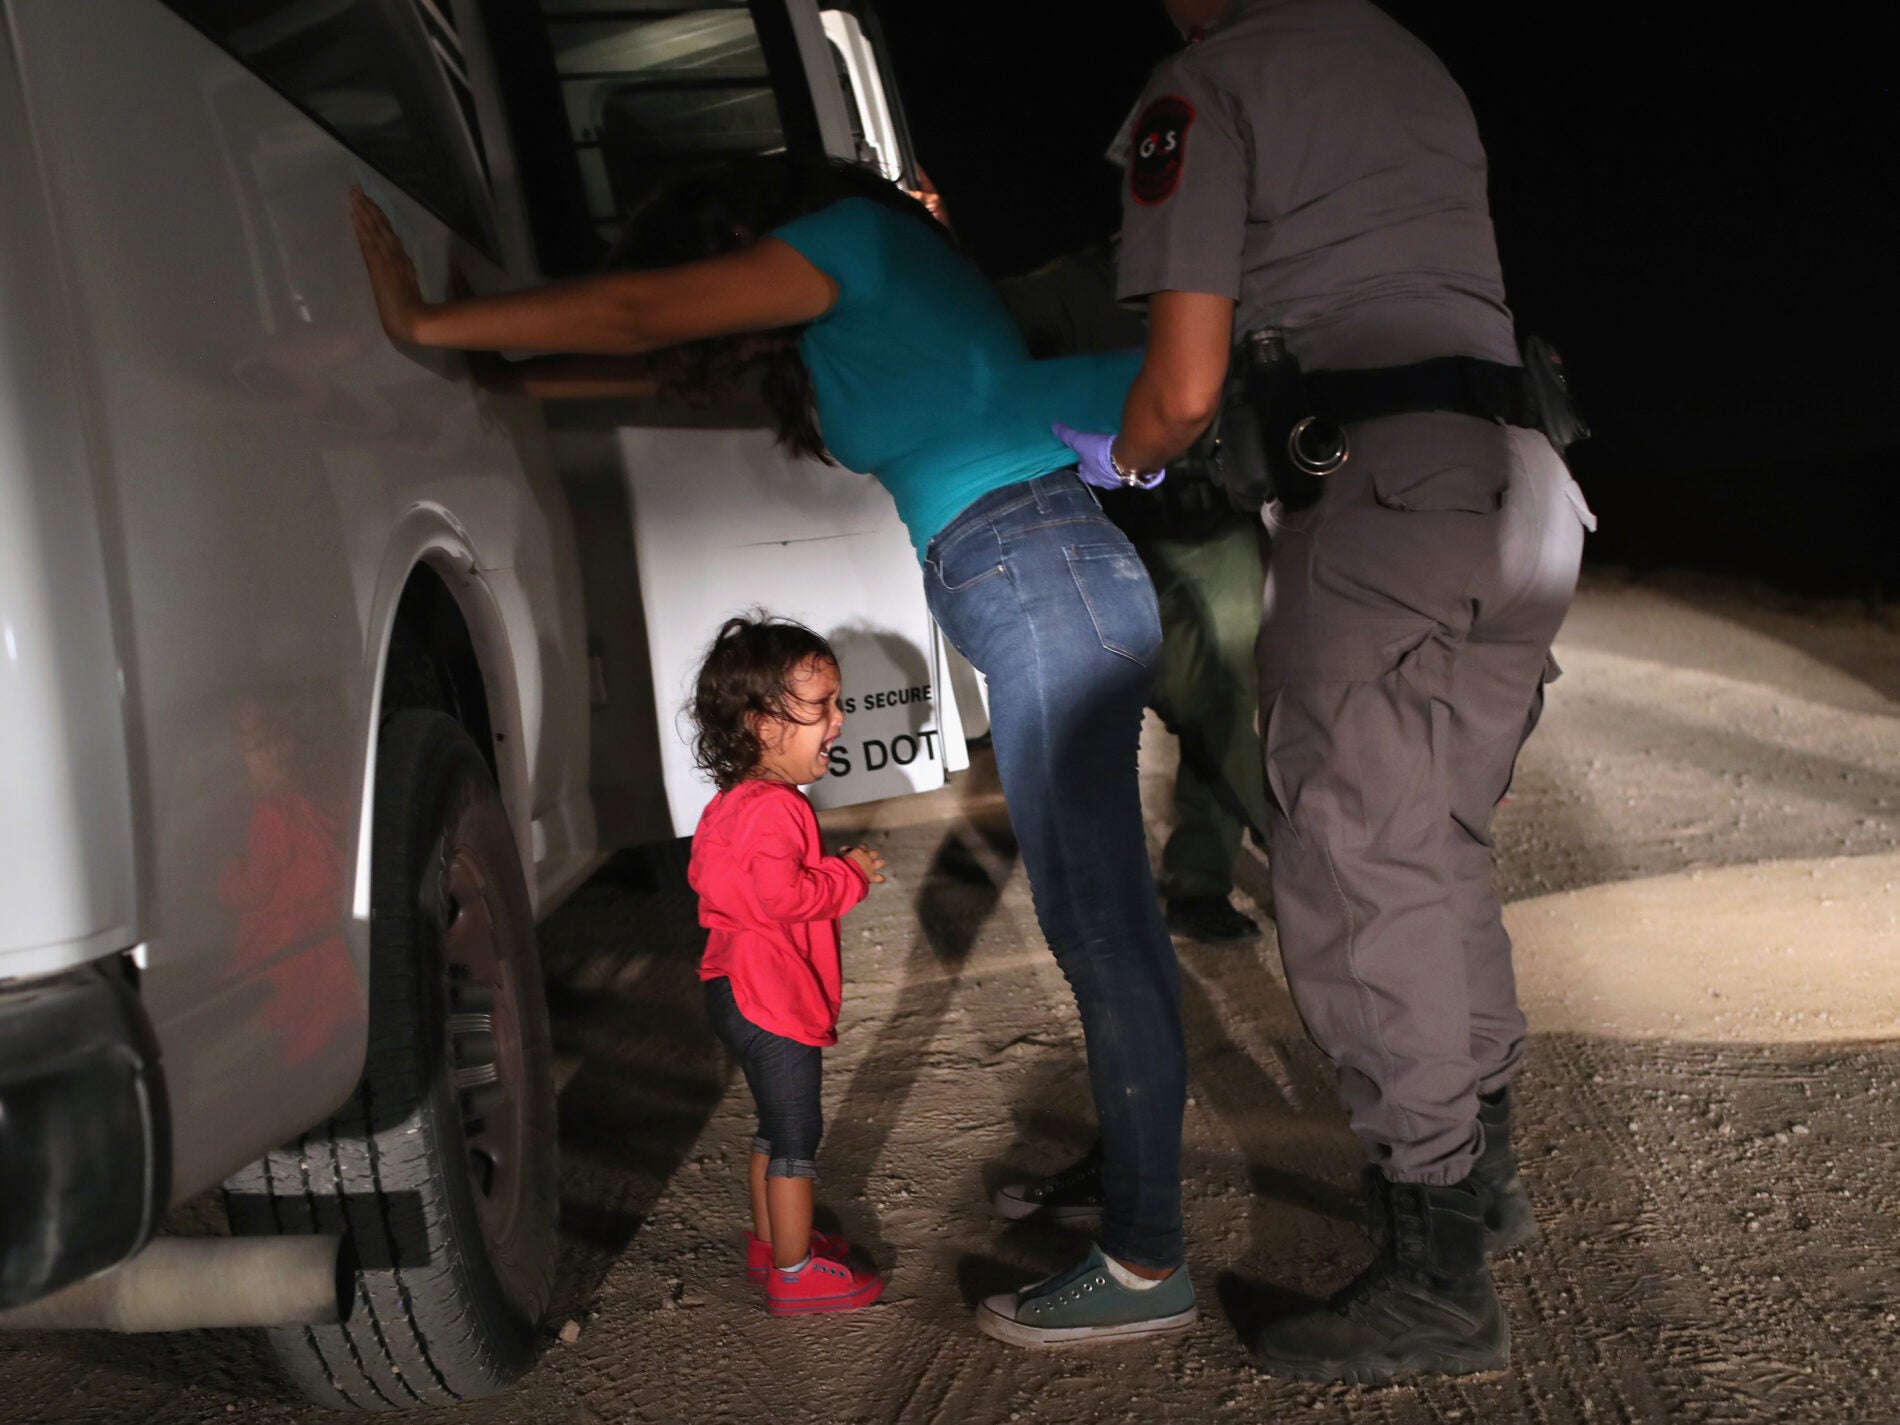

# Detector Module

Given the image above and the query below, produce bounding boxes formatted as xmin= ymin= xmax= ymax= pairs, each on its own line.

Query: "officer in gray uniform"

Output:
xmin=1102 ymin=0 xmax=1597 ymax=1383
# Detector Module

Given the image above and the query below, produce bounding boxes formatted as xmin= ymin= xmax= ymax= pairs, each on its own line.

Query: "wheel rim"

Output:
xmin=437 ymin=833 xmax=528 ymax=1261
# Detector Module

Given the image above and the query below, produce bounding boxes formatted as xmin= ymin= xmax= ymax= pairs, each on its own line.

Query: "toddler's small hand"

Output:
xmin=843 ymin=845 xmax=887 ymax=885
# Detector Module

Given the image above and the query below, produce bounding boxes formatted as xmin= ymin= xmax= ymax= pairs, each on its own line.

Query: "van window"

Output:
xmin=537 ymin=1 xmax=786 ymax=247
xmin=161 ymin=0 xmax=496 ymax=251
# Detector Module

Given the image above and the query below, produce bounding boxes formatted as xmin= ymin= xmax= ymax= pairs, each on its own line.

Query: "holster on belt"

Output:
xmin=1097 ymin=463 xmax=1241 ymax=543
xmin=1240 ymin=334 xmax=1322 ymax=509
xmin=1517 ymin=333 xmax=1591 ymax=451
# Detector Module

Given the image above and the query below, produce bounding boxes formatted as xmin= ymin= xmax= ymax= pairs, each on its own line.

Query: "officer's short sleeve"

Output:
xmin=1115 ymin=60 xmax=1248 ymax=304
xmin=767 ymin=197 xmax=886 ymax=314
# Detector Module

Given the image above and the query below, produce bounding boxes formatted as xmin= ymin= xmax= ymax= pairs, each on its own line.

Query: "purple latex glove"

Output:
xmin=1053 ymin=422 xmax=1165 ymax=491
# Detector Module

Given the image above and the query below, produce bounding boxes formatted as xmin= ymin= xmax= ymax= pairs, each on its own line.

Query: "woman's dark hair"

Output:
xmin=607 ymin=154 xmax=951 ymax=462
xmin=689 ymin=613 xmax=838 ymax=791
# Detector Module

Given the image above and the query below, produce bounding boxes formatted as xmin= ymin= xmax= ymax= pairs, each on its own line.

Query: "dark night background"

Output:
xmin=877 ymin=3 xmax=1900 ymax=599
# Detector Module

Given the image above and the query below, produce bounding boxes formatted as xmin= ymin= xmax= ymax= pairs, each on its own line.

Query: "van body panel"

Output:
xmin=5 ymin=0 xmax=591 ymax=1201
xmin=0 ymin=11 xmax=141 ymax=981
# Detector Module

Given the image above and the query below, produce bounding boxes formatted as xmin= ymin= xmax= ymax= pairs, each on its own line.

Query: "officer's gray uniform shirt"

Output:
xmin=1115 ymin=0 xmax=1519 ymax=372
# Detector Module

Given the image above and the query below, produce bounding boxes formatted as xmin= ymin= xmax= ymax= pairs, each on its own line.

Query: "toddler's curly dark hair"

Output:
xmin=689 ymin=614 xmax=838 ymax=791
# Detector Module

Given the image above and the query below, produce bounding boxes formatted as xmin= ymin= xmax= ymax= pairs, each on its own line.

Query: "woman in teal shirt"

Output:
xmin=352 ymin=157 xmax=1194 ymax=1347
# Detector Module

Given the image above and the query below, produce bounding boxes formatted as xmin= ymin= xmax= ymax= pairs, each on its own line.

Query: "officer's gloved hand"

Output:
xmin=1053 ymin=422 xmax=1165 ymax=492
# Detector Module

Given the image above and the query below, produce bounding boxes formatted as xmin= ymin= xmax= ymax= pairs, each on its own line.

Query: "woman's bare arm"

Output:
xmin=1114 ymin=289 xmax=1235 ymax=474
xmin=350 ymin=188 xmax=838 ymax=355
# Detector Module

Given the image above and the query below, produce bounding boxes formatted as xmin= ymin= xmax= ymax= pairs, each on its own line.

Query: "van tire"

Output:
xmin=225 ymin=710 xmax=558 ymax=1411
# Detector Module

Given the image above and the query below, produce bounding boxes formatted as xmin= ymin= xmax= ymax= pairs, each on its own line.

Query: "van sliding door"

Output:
xmin=487 ymin=2 xmax=960 ymax=838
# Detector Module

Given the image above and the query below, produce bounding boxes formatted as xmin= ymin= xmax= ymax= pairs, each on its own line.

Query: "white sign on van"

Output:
xmin=619 ymin=425 xmax=958 ymax=835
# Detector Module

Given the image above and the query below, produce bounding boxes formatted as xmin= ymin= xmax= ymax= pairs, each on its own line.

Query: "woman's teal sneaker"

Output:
xmin=975 ymin=1246 xmax=1197 ymax=1346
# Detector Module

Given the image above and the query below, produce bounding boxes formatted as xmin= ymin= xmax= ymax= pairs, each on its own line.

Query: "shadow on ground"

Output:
xmin=537 ymin=845 xmax=727 ymax=1325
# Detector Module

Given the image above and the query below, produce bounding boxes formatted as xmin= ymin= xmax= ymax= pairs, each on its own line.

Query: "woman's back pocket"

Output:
xmin=1065 ymin=543 xmax=1162 ymax=666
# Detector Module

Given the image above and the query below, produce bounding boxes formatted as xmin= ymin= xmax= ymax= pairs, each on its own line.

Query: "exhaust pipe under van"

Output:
xmin=0 ymin=1235 xmax=350 ymax=1333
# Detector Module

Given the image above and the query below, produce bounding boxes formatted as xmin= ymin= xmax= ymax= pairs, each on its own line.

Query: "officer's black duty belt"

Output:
xmin=1304 ymin=357 xmax=1536 ymax=430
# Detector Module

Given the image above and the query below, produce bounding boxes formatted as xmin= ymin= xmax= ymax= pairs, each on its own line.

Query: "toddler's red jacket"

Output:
xmin=690 ymin=779 xmax=869 ymax=1046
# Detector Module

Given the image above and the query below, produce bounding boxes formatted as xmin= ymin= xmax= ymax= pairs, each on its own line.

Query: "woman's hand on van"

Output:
xmin=349 ymin=187 xmax=425 ymax=343
xmin=904 ymin=162 xmax=952 ymax=231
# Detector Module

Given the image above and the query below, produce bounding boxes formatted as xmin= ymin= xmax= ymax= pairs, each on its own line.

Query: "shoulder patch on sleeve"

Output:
xmin=1129 ymin=94 xmax=1197 ymax=207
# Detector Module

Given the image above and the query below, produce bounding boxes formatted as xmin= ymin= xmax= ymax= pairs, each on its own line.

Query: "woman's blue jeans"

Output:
xmin=925 ymin=471 xmax=1187 ymax=1270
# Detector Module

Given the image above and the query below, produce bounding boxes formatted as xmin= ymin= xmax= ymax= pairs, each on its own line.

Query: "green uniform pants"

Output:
xmin=1135 ymin=517 xmax=1270 ymax=903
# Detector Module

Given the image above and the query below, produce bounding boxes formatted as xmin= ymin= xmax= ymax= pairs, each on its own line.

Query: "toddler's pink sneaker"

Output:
xmin=765 ymin=1254 xmax=884 ymax=1315
xmin=744 ymin=1229 xmax=851 ymax=1284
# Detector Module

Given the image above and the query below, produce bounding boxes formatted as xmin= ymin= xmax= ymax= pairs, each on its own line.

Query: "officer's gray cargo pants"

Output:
xmin=1257 ymin=412 xmax=1592 ymax=1185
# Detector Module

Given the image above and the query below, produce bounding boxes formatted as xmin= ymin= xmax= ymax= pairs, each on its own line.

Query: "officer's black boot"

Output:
xmin=1360 ymin=1088 xmax=1537 ymax=1256
xmin=1252 ymin=1178 xmax=1509 ymax=1385
xmin=1472 ymin=1085 xmax=1539 ymax=1253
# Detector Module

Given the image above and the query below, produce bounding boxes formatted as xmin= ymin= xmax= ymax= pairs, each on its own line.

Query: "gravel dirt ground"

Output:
xmin=6 ymin=569 xmax=1899 ymax=1424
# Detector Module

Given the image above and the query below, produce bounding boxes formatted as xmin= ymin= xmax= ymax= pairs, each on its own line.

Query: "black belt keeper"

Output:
xmin=1305 ymin=357 xmax=1537 ymax=430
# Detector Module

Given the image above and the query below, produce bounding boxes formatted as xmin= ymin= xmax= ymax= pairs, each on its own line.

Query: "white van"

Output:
xmin=0 ymin=0 xmax=952 ymax=1408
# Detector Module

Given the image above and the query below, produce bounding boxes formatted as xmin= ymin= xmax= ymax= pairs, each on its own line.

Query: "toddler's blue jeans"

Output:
xmin=704 ymin=976 xmax=823 ymax=1179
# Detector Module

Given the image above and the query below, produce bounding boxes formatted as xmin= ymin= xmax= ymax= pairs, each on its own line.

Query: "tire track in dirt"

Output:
xmin=1524 ymin=1035 xmax=1900 ymax=1424
xmin=1511 ymin=1034 xmax=1686 ymax=1423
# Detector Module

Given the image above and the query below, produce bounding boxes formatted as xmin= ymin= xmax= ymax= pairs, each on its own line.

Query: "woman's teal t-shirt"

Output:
xmin=768 ymin=198 xmax=1142 ymax=559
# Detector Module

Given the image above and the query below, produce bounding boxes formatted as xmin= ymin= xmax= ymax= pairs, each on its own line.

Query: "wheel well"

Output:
xmin=382 ymin=566 xmax=497 ymax=777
